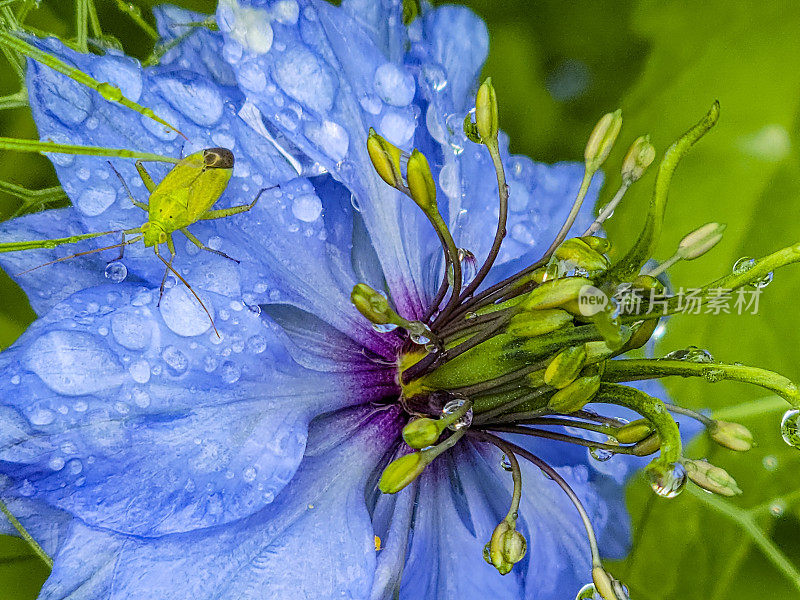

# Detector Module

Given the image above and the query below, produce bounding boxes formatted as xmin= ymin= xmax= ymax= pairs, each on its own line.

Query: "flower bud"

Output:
xmin=548 ymin=373 xmax=601 ymax=413
xmin=406 ymin=149 xmax=438 ymax=213
xmin=709 ymin=420 xmax=755 ymax=452
xmin=579 ymin=236 xmax=612 ymax=254
xmin=552 ymin=238 xmax=610 ymax=273
xmin=615 ymin=419 xmax=654 ymax=444
xmin=544 ymin=345 xmax=588 ymax=389
xmin=475 ymin=77 xmax=499 ymax=144
xmin=350 ymin=283 xmax=398 ymax=327
xmin=620 ymin=134 xmax=655 ymax=183
xmin=367 ymin=128 xmax=404 ymax=189
xmin=677 ymin=222 xmax=726 ymax=260
xmin=684 ymin=459 xmax=742 ymax=497
xmin=379 ymin=452 xmax=426 ymax=494
xmin=402 ymin=418 xmax=442 ymax=449
xmin=592 ymin=566 xmax=629 ymax=600
xmin=485 ymin=521 xmax=527 ymax=575
xmin=507 ymin=309 xmax=573 ymax=338
xmin=585 ymin=109 xmax=622 ymax=171
xmin=523 ymin=277 xmax=592 ymax=311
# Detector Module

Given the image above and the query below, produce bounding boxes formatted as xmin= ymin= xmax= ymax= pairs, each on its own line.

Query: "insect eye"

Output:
xmin=203 ymin=147 xmax=234 ymax=170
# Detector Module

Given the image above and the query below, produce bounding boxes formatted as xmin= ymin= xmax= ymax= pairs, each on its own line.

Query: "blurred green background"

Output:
xmin=2 ymin=0 xmax=800 ymax=598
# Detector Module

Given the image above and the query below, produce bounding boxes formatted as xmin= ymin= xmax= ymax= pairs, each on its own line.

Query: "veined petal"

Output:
xmin=0 ymin=284 xmax=393 ymax=536
xmin=37 ymin=405 xmax=402 ymax=600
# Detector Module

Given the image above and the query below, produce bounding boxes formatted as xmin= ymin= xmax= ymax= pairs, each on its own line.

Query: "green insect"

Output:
xmin=0 ymin=141 xmax=268 ymax=336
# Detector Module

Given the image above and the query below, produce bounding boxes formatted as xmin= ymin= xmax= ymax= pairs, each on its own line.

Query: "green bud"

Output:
xmin=548 ymin=373 xmax=601 ymax=413
xmin=379 ymin=452 xmax=426 ymax=494
xmin=709 ymin=420 xmax=755 ymax=452
xmin=523 ymin=277 xmax=592 ymax=311
xmin=631 ymin=274 xmax=663 ymax=292
xmin=632 ymin=432 xmax=661 ymax=456
xmin=684 ymin=459 xmax=742 ymax=497
xmin=475 ymin=77 xmax=499 ymax=144
xmin=506 ymin=309 xmax=573 ymax=338
xmin=615 ymin=419 xmax=653 ymax=444
xmin=592 ymin=566 xmax=626 ymax=600
xmin=486 ymin=521 xmax=527 ymax=575
xmin=402 ymin=418 xmax=442 ymax=449
xmin=621 ymin=318 xmax=658 ymax=352
xmin=620 ymin=134 xmax=656 ymax=183
xmin=677 ymin=222 xmax=726 ymax=260
xmin=501 ymin=528 xmax=527 ymax=564
xmin=552 ymin=238 xmax=610 ymax=273
xmin=584 ymin=341 xmax=614 ymax=364
xmin=406 ymin=149 xmax=438 ymax=213
xmin=585 ymin=109 xmax=622 ymax=171
xmin=579 ymin=236 xmax=612 ymax=254
xmin=351 ymin=283 xmax=393 ymax=325
xmin=544 ymin=345 xmax=588 ymax=389
xmin=402 ymin=0 xmax=420 ymax=25
xmin=367 ymin=128 xmax=404 ymax=189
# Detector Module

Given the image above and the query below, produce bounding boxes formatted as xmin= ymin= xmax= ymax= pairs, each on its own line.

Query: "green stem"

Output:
xmin=542 ymin=168 xmax=594 ymax=260
xmin=0 ymin=229 xmax=119 ymax=252
xmin=113 ymin=0 xmax=158 ymax=40
xmin=603 ymin=359 xmax=800 ymax=408
xmin=0 ymin=498 xmax=52 ymax=568
xmin=75 ymin=0 xmax=88 ymax=52
xmin=0 ymin=137 xmax=179 ymax=163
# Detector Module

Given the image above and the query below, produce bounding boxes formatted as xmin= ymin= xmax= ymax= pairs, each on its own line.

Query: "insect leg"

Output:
xmin=17 ymin=235 xmax=143 ymax=275
xmin=108 ymin=161 xmax=148 ymax=211
xmin=110 ymin=232 xmax=126 ymax=262
xmin=180 ymin=228 xmax=240 ymax=264
xmin=135 ymin=160 xmax=157 ymax=193
xmin=198 ymin=186 xmax=274 ymax=221
xmin=156 ymin=247 xmax=174 ymax=306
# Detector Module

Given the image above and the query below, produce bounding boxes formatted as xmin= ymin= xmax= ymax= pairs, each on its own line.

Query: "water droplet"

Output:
xmin=575 ymin=583 xmax=599 ymax=600
xmin=770 ymin=499 xmax=787 ymax=517
xmin=129 ymin=359 xmax=151 ymax=384
xmin=762 ymin=455 xmax=779 ymax=471
xmin=663 ymin=346 xmax=714 ymax=363
xmin=465 ymin=312 xmax=477 ymax=320
xmin=350 ymin=193 xmax=362 ymax=212
xmin=500 ymin=455 xmax=512 ymax=471
xmin=157 ymin=74 xmax=224 ymax=126
xmin=780 ymin=409 xmax=800 ymax=447
xmin=97 ymin=82 xmax=123 ymax=102
xmin=160 ymin=286 xmax=213 ymax=337
xmin=589 ymin=446 xmax=614 ymax=462
xmin=104 ymin=261 xmax=128 ymax=283
xmin=246 ymin=335 xmax=267 ymax=354
xmin=373 ymin=62 xmax=415 ymax=107
xmin=221 ymin=361 xmax=241 ymax=384
xmin=48 ymin=456 xmax=65 ymax=471
xmin=442 ymin=397 xmax=473 ymax=431
xmin=732 ymin=256 xmax=773 ymax=289
xmin=380 ymin=110 xmax=416 ymax=146
xmin=647 ymin=462 xmax=687 ymax=498
xmin=372 ymin=323 xmax=399 ymax=334
xmin=291 ymin=193 xmax=323 ymax=222
xmin=703 ymin=368 xmax=725 ymax=383
xmin=458 ymin=248 xmax=477 ymax=285
xmin=409 ymin=323 xmax=433 ymax=345
xmin=444 ymin=113 xmax=466 ymax=155
xmin=275 ymin=47 xmax=335 ymax=113
xmin=304 ymin=119 xmax=349 ymax=161
xmin=76 ymin=184 xmax=116 ymax=216
xmin=29 ymin=408 xmax=55 ymax=426
xmin=162 ymin=345 xmax=189 ymax=375
xmin=243 ymin=466 xmax=257 ymax=483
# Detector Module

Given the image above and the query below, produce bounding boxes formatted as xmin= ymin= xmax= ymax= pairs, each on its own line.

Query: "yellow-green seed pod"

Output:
xmin=684 ymin=459 xmax=742 ymax=497
xmin=367 ymin=128 xmax=404 ymax=189
xmin=402 ymin=418 xmax=442 ymax=449
xmin=620 ymin=134 xmax=656 ymax=183
xmin=548 ymin=373 xmax=601 ymax=413
xmin=475 ymin=77 xmax=499 ymax=144
xmin=585 ymin=109 xmax=622 ymax=170
xmin=709 ymin=420 xmax=755 ymax=452
xmin=553 ymin=238 xmax=610 ymax=273
xmin=379 ymin=452 xmax=426 ymax=494
xmin=406 ymin=149 xmax=438 ymax=213
xmin=615 ymin=419 xmax=653 ymax=444
xmin=544 ymin=345 xmax=588 ymax=389
xmin=506 ymin=309 xmax=573 ymax=338
xmin=523 ymin=277 xmax=592 ymax=311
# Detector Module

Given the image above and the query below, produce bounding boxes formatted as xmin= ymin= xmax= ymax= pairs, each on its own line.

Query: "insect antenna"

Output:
xmin=153 ymin=246 xmax=220 ymax=338
xmin=17 ymin=235 xmax=144 ymax=275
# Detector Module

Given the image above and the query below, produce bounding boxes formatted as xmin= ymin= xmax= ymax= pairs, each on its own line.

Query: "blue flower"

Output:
xmin=0 ymin=2 xmax=719 ymax=599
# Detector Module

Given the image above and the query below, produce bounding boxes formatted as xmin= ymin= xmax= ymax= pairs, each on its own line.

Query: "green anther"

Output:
xmin=506 ymin=309 xmax=573 ymax=338
xmin=544 ymin=345 xmax=587 ymax=389
xmin=610 ymin=102 xmax=720 ymax=281
xmin=547 ymin=372 xmax=601 ymax=413
xmin=379 ymin=429 xmax=465 ymax=494
xmin=621 ymin=318 xmax=658 ymax=353
xmin=620 ymin=134 xmax=656 ymax=184
xmin=631 ymin=432 xmax=661 ymax=457
xmin=475 ymin=77 xmax=499 ymax=145
xmin=406 ymin=149 xmax=438 ymax=213
xmin=0 ymin=30 xmax=184 ymax=137
xmin=402 ymin=0 xmax=420 ymax=25
xmin=592 ymin=566 xmax=625 ymax=600
xmin=683 ymin=459 xmax=742 ymax=497
xmin=584 ymin=340 xmax=614 ymax=364
xmin=0 ymin=138 xmax=179 ymax=163
xmin=615 ymin=419 xmax=654 ymax=444
xmin=677 ymin=222 xmax=726 ymax=260
xmin=593 ymin=383 xmax=683 ymax=469
xmin=367 ymin=128 xmax=404 ymax=189
xmin=552 ymin=238 xmax=610 ymax=273
xmin=351 ymin=283 xmax=397 ymax=325
xmin=584 ymin=109 xmax=622 ymax=172
xmin=522 ymin=276 xmax=592 ymax=311
xmin=579 ymin=236 xmax=612 ymax=254
xmin=709 ymin=420 xmax=755 ymax=452
xmin=402 ymin=418 xmax=442 ymax=449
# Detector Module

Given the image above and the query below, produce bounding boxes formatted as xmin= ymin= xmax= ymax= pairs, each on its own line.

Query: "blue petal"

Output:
xmin=0 ymin=284 xmax=393 ymax=536
xmin=38 ymin=405 xmax=402 ymax=600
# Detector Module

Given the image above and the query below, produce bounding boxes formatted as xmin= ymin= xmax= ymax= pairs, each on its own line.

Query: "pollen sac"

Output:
xmin=683 ymin=459 xmax=742 ymax=497
xmin=402 ymin=418 xmax=442 ymax=449
xmin=544 ymin=345 xmax=588 ymax=389
xmin=547 ymin=372 xmax=601 ymax=413
xmin=585 ymin=109 xmax=622 ymax=171
xmin=620 ymin=134 xmax=655 ymax=184
xmin=379 ymin=452 xmax=426 ymax=494
xmin=709 ymin=420 xmax=755 ymax=452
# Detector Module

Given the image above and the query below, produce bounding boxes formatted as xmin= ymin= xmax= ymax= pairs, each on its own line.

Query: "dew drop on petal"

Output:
xmin=373 ymin=63 xmax=415 ymax=107
xmin=220 ymin=361 xmax=241 ymax=384
xmin=157 ymin=75 xmax=224 ymax=126
xmin=762 ymin=454 xmax=778 ymax=471
xmin=104 ymin=261 xmax=128 ymax=283
xmin=291 ymin=193 xmax=322 ymax=222
xmin=48 ymin=456 xmax=65 ymax=471
xmin=647 ymin=462 xmax=687 ymax=498
xmin=380 ymin=110 xmax=415 ymax=146
xmin=129 ymin=359 xmax=151 ymax=384
xmin=30 ymin=408 xmax=55 ymax=426
xmin=76 ymin=185 xmax=116 ymax=216
xmin=160 ymin=286 xmax=213 ymax=337
xmin=274 ymin=47 xmax=335 ymax=113
xmin=372 ymin=323 xmax=398 ymax=334
xmin=162 ymin=345 xmax=189 ymax=375
xmin=780 ymin=409 xmax=800 ymax=448
xmin=732 ymin=256 xmax=773 ymax=289
xmin=304 ymin=120 xmax=349 ymax=162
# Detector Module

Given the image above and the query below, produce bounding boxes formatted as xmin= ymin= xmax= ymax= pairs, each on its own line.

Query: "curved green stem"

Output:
xmin=0 ymin=498 xmax=52 ymax=568
xmin=0 ymin=138 xmax=179 ymax=163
